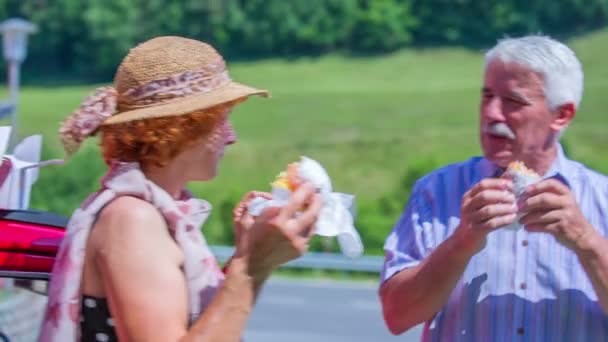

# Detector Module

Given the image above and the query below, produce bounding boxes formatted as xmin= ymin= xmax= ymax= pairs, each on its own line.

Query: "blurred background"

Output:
xmin=0 ymin=0 xmax=607 ymax=340
xmin=4 ymin=0 xmax=606 ymax=256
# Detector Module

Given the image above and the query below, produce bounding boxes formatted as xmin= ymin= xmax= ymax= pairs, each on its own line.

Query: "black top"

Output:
xmin=80 ymin=295 xmax=117 ymax=342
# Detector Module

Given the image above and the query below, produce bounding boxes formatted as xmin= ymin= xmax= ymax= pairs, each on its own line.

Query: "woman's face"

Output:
xmin=177 ymin=107 xmax=237 ymax=181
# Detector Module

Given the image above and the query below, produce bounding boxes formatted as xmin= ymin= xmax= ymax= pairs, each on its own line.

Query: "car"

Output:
xmin=0 ymin=209 xmax=66 ymax=341
xmin=0 ymin=208 xmax=66 ymax=282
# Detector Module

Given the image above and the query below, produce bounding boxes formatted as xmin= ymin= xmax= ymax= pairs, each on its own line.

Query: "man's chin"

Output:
xmin=485 ymin=150 xmax=514 ymax=168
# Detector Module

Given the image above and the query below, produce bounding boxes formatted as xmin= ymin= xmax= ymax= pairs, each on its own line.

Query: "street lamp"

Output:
xmin=0 ymin=18 xmax=37 ymax=148
xmin=0 ymin=18 xmax=36 ymax=295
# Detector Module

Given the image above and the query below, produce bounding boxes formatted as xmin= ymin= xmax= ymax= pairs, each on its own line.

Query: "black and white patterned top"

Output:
xmin=80 ymin=295 xmax=117 ymax=342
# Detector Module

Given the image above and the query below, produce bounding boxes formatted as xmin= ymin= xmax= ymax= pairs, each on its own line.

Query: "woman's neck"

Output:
xmin=142 ymin=162 xmax=186 ymax=199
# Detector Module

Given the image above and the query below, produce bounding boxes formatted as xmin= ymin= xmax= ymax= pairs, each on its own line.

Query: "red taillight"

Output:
xmin=0 ymin=220 xmax=64 ymax=255
xmin=0 ymin=218 xmax=65 ymax=274
xmin=0 ymin=251 xmax=55 ymax=272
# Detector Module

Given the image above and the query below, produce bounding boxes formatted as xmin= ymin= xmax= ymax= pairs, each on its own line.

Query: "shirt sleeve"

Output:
xmin=380 ymin=179 xmax=437 ymax=284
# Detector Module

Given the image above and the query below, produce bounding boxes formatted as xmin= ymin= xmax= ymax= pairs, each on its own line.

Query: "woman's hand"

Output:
xmin=233 ymin=191 xmax=272 ymax=253
xmin=237 ymin=183 xmax=322 ymax=278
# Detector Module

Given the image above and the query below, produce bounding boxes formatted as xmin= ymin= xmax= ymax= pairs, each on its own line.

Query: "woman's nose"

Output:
xmin=223 ymin=121 xmax=237 ymax=145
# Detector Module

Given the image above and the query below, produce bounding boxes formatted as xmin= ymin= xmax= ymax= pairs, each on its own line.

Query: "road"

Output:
xmin=0 ymin=278 xmax=423 ymax=341
xmin=245 ymin=277 xmax=423 ymax=342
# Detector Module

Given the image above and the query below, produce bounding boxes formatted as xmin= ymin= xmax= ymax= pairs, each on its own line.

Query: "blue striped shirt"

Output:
xmin=381 ymin=145 xmax=608 ymax=341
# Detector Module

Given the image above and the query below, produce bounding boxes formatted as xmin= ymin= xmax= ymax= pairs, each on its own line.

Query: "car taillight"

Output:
xmin=0 ymin=219 xmax=64 ymax=273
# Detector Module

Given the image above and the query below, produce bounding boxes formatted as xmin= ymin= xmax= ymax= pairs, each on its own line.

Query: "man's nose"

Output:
xmin=481 ymin=96 xmax=505 ymax=121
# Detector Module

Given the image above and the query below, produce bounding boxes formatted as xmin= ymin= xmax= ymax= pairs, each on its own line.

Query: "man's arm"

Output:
xmin=575 ymin=233 xmax=608 ymax=313
xmin=380 ymin=230 xmax=475 ymax=334
xmin=380 ymin=178 xmax=516 ymax=335
xmin=521 ymin=179 xmax=608 ymax=312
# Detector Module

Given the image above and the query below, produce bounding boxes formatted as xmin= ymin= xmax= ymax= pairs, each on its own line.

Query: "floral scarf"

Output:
xmin=39 ymin=162 xmax=224 ymax=341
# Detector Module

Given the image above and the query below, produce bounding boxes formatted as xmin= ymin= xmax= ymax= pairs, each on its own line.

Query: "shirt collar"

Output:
xmin=543 ymin=143 xmax=574 ymax=188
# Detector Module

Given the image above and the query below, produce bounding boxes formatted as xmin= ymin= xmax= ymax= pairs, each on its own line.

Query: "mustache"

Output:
xmin=484 ymin=122 xmax=516 ymax=140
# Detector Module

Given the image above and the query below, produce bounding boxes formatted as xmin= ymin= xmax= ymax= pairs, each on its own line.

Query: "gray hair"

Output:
xmin=485 ymin=35 xmax=584 ymax=111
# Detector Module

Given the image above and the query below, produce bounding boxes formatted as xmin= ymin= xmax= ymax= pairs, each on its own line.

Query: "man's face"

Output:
xmin=480 ymin=60 xmax=559 ymax=168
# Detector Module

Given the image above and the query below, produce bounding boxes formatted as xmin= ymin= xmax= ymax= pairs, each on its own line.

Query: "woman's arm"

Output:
xmin=92 ymin=185 xmax=320 ymax=342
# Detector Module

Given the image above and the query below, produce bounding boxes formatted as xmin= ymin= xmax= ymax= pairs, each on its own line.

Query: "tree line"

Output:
xmin=0 ymin=0 xmax=605 ymax=80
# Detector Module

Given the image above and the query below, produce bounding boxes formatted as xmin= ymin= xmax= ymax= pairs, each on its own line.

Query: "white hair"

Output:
xmin=485 ymin=35 xmax=584 ymax=111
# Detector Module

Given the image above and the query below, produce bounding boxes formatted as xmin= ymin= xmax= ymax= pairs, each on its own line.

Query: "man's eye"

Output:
xmin=505 ymin=97 xmax=525 ymax=105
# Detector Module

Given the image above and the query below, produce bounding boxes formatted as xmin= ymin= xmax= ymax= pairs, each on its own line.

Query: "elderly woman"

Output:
xmin=40 ymin=36 xmax=321 ymax=342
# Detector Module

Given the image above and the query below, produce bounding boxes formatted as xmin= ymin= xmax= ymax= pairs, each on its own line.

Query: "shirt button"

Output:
xmin=520 ymin=283 xmax=527 ymax=290
xmin=522 ymin=240 xmax=529 ymax=246
xmin=517 ymin=327 xmax=525 ymax=335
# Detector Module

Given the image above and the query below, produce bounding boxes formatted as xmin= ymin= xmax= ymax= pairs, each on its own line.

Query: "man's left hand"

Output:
xmin=520 ymin=178 xmax=598 ymax=252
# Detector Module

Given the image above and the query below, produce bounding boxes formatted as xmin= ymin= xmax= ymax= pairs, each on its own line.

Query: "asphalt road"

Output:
xmin=245 ymin=277 xmax=423 ymax=342
xmin=0 ymin=278 xmax=424 ymax=341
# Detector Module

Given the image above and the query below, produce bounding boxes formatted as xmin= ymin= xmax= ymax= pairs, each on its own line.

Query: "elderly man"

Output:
xmin=380 ymin=35 xmax=608 ymax=341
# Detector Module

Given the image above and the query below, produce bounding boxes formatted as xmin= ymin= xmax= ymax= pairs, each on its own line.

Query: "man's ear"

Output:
xmin=550 ymin=102 xmax=576 ymax=131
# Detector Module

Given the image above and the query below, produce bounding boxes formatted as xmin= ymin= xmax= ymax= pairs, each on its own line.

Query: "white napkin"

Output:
xmin=502 ymin=168 xmax=541 ymax=231
xmin=248 ymin=157 xmax=364 ymax=258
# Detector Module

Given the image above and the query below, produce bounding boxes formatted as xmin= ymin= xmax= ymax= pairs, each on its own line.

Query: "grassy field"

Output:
xmin=7 ymin=29 xmax=608 ymax=255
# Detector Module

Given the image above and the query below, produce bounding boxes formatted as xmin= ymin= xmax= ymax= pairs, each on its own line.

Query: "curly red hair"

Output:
xmin=99 ymin=100 xmax=241 ymax=167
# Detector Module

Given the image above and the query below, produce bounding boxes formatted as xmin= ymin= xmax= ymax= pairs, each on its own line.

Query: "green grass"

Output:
xmin=10 ymin=29 xmax=608 ymax=255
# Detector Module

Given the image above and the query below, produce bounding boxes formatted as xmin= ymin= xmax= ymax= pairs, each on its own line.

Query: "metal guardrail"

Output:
xmin=0 ymin=248 xmax=384 ymax=304
xmin=209 ymin=246 xmax=385 ymax=273
xmin=0 ymin=247 xmax=386 ymax=283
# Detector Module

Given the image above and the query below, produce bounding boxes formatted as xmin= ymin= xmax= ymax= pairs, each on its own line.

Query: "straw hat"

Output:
xmin=104 ymin=36 xmax=268 ymax=125
xmin=60 ymin=36 xmax=268 ymax=156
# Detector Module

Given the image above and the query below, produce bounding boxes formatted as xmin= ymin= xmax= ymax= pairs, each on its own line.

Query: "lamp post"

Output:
xmin=0 ymin=18 xmax=37 ymax=148
xmin=0 ymin=18 xmax=35 ymax=293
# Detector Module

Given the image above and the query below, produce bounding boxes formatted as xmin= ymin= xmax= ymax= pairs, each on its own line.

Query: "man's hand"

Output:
xmin=520 ymin=178 xmax=598 ymax=252
xmin=457 ymin=178 xmax=517 ymax=255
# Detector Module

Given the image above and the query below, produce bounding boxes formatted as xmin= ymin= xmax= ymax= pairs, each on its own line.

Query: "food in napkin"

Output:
xmin=502 ymin=161 xmax=541 ymax=230
xmin=248 ymin=156 xmax=363 ymax=257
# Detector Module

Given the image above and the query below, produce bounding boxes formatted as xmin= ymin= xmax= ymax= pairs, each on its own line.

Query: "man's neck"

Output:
xmin=521 ymin=143 xmax=559 ymax=176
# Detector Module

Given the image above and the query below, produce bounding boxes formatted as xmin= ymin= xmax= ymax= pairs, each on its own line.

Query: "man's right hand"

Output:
xmin=456 ymin=178 xmax=517 ymax=255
